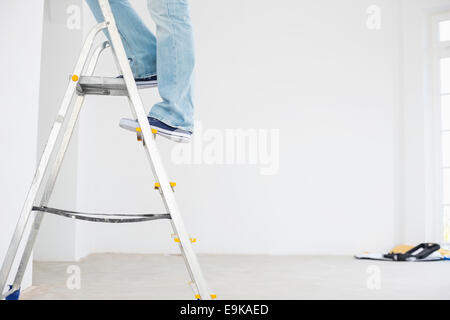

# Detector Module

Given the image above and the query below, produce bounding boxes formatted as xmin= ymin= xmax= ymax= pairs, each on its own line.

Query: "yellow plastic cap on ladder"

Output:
xmin=154 ymin=182 xmax=176 ymax=189
xmin=195 ymin=294 xmax=217 ymax=299
xmin=72 ymin=75 xmax=79 ymax=82
xmin=135 ymin=128 xmax=143 ymax=141
xmin=173 ymin=237 xmax=196 ymax=243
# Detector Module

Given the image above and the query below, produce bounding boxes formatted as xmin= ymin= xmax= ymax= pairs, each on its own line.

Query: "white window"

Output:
xmin=432 ymin=12 xmax=450 ymax=243
xmin=439 ymin=19 xmax=450 ymax=42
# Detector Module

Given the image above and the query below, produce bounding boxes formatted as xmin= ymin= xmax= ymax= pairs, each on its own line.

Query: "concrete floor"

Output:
xmin=20 ymin=253 xmax=450 ymax=300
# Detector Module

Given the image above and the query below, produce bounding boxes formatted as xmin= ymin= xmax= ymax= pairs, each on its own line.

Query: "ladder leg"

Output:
xmin=148 ymin=141 xmax=205 ymax=297
xmin=7 ymin=101 xmax=86 ymax=296
xmin=6 ymin=96 xmax=87 ymax=296
xmin=163 ymin=195 xmax=212 ymax=299
xmin=98 ymin=0 xmax=212 ymax=300
xmin=169 ymin=221 xmax=201 ymax=295
xmin=8 ymin=42 xmax=110 ymax=294
xmin=5 ymin=211 xmax=44 ymax=298
xmin=0 ymin=26 xmax=106 ymax=298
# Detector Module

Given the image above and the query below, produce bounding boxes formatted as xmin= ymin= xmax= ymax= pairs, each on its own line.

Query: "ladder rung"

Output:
xmin=32 ymin=206 xmax=170 ymax=223
xmin=76 ymin=76 xmax=157 ymax=96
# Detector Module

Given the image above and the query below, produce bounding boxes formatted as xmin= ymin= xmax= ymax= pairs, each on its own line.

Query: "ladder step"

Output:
xmin=32 ymin=206 xmax=170 ymax=223
xmin=76 ymin=76 xmax=157 ymax=96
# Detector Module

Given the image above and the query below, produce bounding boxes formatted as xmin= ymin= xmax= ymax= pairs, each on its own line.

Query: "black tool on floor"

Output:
xmin=383 ymin=243 xmax=440 ymax=261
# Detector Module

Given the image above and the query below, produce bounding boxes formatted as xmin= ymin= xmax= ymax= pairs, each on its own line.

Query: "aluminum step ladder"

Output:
xmin=0 ymin=0 xmax=214 ymax=301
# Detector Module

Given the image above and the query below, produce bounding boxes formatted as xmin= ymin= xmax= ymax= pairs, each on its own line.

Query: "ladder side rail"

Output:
xmin=170 ymin=220 xmax=198 ymax=293
xmin=144 ymin=144 xmax=198 ymax=289
xmin=0 ymin=23 xmax=107 ymax=297
xmin=98 ymin=0 xmax=212 ymax=299
xmin=6 ymin=42 xmax=110 ymax=296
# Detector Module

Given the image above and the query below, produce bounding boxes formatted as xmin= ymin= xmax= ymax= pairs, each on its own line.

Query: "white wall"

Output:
xmin=0 ymin=0 xmax=446 ymax=270
xmin=73 ymin=0 xmax=402 ymax=257
xmin=34 ymin=0 xmax=83 ymax=262
xmin=4 ymin=0 xmax=449 ymax=292
xmin=0 ymin=1 xmax=45 ymax=288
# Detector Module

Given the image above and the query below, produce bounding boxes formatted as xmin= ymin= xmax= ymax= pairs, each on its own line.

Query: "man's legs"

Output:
xmin=85 ymin=0 xmax=157 ymax=79
xmin=147 ymin=0 xmax=195 ymax=132
xmin=86 ymin=0 xmax=195 ymax=133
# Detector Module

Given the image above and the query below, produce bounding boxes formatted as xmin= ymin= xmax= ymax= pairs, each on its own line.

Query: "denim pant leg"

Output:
xmin=85 ymin=0 xmax=157 ymax=78
xmin=147 ymin=0 xmax=195 ymax=132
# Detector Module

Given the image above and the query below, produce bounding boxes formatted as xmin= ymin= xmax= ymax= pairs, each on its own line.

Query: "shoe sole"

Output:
xmin=117 ymin=75 xmax=158 ymax=88
xmin=136 ymin=79 xmax=158 ymax=88
xmin=119 ymin=118 xmax=191 ymax=143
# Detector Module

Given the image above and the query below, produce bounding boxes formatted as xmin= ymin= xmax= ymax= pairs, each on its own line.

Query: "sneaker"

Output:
xmin=119 ymin=117 xmax=192 ymax=143
xmin=116 ymin=75 xmax=157 ymax=87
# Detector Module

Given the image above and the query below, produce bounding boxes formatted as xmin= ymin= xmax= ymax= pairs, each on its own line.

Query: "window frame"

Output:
xmin=432 ymin=12 xmax=450 ymax=49
xmin=431 ymin=12 xmax=450 ymax=243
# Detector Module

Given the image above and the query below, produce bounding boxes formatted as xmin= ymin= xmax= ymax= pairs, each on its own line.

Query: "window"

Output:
xmin=440 ymin=20 xmax=450 ymax=42
xmin=440 ymin=63 xmax=450 ymax=242
xmin=432 ymin=13 xmax=450 ymax=243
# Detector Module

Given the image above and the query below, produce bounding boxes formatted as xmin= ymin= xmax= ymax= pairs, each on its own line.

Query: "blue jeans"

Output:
xmin=86 ymin=0 xmax=195 ymax=132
